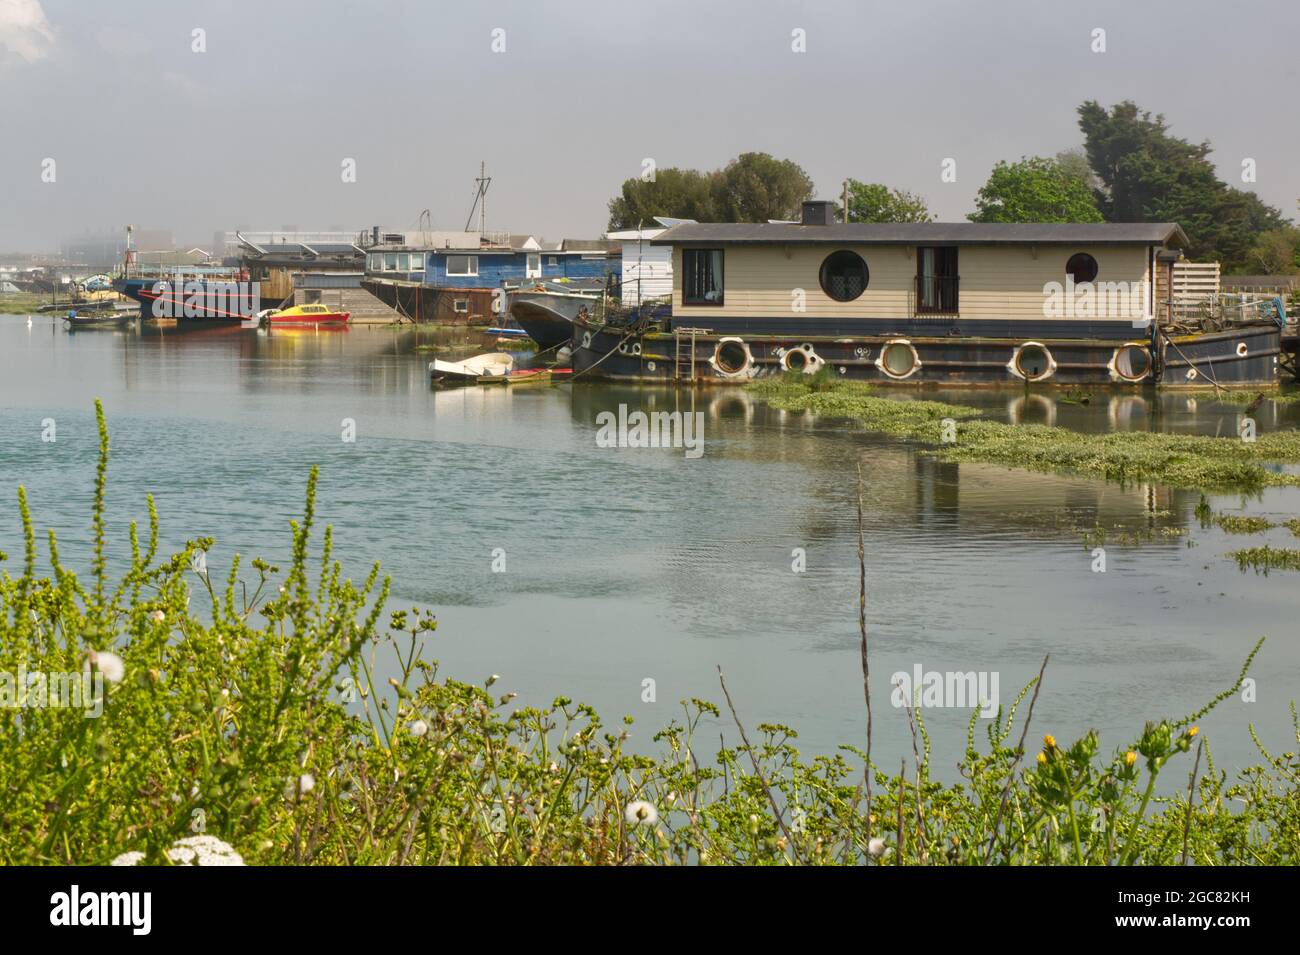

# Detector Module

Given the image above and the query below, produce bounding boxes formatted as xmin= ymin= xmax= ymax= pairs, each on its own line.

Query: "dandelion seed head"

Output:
xmin=624 ymin=800 xmax=658 ymax=827
xmin=87 ymin=650 xmax=125 ymax=684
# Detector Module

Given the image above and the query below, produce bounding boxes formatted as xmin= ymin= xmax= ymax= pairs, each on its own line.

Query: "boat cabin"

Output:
xmin=653 ymin=202 xmax=1189 ymax=338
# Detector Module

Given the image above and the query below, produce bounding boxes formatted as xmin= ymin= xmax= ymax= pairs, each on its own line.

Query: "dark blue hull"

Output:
xmin=571 ymin=315 xmax=1280 ymax=388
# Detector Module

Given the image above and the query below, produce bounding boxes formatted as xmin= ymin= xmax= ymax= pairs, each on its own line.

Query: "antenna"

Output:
xmin=464 ymin=161 xmax=492 ymax=233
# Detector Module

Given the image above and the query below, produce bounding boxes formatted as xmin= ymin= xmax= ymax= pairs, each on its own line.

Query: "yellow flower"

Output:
xmin=1043 ymin=734 xmax=1056 ymax=750
xmin=1188 ymin=726 xmax=1199 ymax=737
xmin=1037 ymin=751 xmax=1047 ymax=765
xmin=1124 ymin=751 xmax=1137 ymax=766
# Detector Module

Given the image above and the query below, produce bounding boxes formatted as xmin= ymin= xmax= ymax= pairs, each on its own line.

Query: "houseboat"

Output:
xmin=361 ymin=232 xmax=618 ymax=325
xmin=570 ymin=202 xmax=1281 ymax=388
xmin=114 ymin=229 xmax=377 ymax=323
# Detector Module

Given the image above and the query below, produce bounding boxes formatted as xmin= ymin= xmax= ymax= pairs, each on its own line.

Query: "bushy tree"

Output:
xmin=968 ymin=157 xmax=1104 ymax=223
xmin=606 ymin=167 xmax=723 ymax=229
xmin=839 ymin=180 xmax=933 ymax=223
xmin=606 ymin=153 xmax=814 ymax=228
xmin=1077 ymin=101 xmax=1287 ymax=269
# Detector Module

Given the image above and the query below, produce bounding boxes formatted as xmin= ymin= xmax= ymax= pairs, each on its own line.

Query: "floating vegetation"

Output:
xmin=1285 ymin=518 xmax=1300 ymax=539
xmin=1227 ymin=546 xmax=1300 ymax=574
xmin=748 ymin=377 xmax=1300 ymax=492
xmin=1212 ymin=514 xmax=1275 ymax=534
xmin=1181 ymin=389 xmax=1300 ymax=406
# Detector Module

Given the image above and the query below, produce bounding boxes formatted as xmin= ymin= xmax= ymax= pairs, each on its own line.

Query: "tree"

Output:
xmin=606 ymin=153 xmax=815 ymax=228
xmin=716 ymin=152 xmax=816 ymax=222
xmin=606 ymin=167 xmax=723 ymax=230
xmin=1246 ymin=226 xmax=1300 ymax=274
xmin=839 ymin=180 xmax=933 ymax=223
xmin=968 ymin=157 xmax=1104 ymax=223
xmin=1076 ymin=101 xmax=1287 ymax=270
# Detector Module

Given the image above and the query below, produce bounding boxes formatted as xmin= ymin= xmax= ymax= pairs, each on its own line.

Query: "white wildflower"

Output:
xmin=86 ymin=650 xmax=125 ymax=684
xmin=111 ymin=835 xmax=244 ymax=867
xmin=149 ymin=609 xmax=165 ymax=623
xmin=624 ymin=800 xmax=658 ymax=827
xmin=867 ymin=837 xmax=887 ymax=858
xmin=408 ymin=719 xmax=429 ymax=738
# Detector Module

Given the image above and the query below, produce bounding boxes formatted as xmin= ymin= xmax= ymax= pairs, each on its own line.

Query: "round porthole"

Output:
xmin=877 ymin=339 xmax=920 ymax=379
xmin=780 ymin=343 xmax=824 ymax=374
xmin=819 ymin=250 xmax=869 ymax=302
xmin=1010 ymin=342 xmax=1056 ymax=381
xmin=1066 ymin=253 xmax=1099 ymax=284
xmin=646 ymin=360 xmax=656 ymax=372
xmin=1236 ymin=342 xmax=1248 ymax=358
xmin=1111 ymin=343 xmax=1152 ymax=382
xmin=711 ymin=337 xmax=753 ymax=377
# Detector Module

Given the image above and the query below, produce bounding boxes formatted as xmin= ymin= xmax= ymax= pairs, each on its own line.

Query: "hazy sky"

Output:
xmin=2 ymin=0 xmax=1298 ymax=252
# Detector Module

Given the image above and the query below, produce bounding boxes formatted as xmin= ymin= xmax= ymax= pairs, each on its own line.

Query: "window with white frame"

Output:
xmin=397 ymin=253 xmax=410 ymax=272
xmin=446 ymin=255 xmax=478 ymax=277
xmin=384 ymin=253 xmax=397 ymax=271
xmin=410 ymin=253 xmax=424 ymax=272
xmin=453 ymin=299 xmax=469 ymax=313
xmin=526 ymin=253 xmax=541 ymax=277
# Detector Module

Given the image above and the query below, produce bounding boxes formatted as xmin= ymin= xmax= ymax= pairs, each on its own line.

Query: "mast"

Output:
xmin=464 ymin=161 xmax=492 ymax=234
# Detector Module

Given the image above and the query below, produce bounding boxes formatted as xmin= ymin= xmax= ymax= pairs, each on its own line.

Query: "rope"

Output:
xmin=570 ymin=323 xmax=644 ymax=381
xmin=1158 ymin=326 xmax=1222 ymax=396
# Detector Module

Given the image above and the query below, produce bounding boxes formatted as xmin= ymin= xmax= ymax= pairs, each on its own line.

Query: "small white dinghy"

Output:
xmin=429 ymin=351 xmax=515 ymax=382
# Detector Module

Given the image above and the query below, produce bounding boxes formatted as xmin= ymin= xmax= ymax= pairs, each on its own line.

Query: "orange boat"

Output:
xmin=263 ymin=304 xmax=350 ymax=326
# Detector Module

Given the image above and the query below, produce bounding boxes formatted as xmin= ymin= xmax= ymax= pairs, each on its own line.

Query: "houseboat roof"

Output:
xmin=652 ymin=222 xmax=1188 ymax=247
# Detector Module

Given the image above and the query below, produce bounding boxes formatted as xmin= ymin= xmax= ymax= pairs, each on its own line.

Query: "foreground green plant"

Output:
xmin=1 ymin=402 xmax=1297 ymax=865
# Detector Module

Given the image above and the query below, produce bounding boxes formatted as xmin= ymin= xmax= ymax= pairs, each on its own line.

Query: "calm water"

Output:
xmin=2 ymin=315 xmax=1299 ymax=778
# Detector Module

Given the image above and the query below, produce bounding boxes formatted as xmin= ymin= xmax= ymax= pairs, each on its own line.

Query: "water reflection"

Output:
xmin=3 ymin=315 xmax=1299 ymax=774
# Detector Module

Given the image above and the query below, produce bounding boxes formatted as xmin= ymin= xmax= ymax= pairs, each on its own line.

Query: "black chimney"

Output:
xmin=801 ymin=200 xmax=835 ymax=225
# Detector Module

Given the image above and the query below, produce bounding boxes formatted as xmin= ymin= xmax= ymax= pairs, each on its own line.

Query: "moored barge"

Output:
xmin=571 ymin=204 xmax=1280 ymax=388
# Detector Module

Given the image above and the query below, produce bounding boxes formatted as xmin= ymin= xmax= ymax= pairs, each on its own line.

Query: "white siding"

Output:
xmin=620 ymin=240 xmax=672 ymax=305
xmin=671 ymin=244 xmax=1154 ymax=322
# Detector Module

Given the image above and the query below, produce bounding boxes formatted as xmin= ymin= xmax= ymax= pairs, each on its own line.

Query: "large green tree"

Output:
xmin=839 ymin=180 xmax=933 ymax=223
xmin=606 ymin=152 xmax=814 ymax=228
xmin=716 ymin=152 xmax=816 ymax=222
xmin=606 ymin=167 xmax=723 ymax=230
xmin=968 ymin=157 xmax=1104 ymax=223
xmin=1077 ymin=101 xmax=1287 ymax=269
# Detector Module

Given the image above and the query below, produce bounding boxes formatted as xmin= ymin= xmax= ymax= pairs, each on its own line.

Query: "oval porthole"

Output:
xmin=1236 ymin=342 xmax=1248 ymax=358
xmin=1111 ymin=343 xmax=1152 ymax=382
xmin=1010 ymin=342 xmax=1056 ymax=381
xmin=877 ymin=339 xmax=920 ymax=379
xmin=711 ymin=337 xmax=753 ymax=377
xmin=646 ymin=361 xmax=656 ymax=372
xmin=1066 ymin=252 xmax=1099 ymax=284
xmin=819 ymin=250 xmax=869 ymax=302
